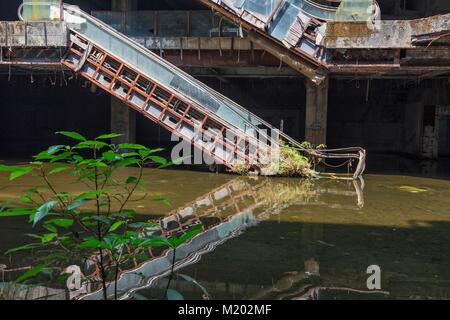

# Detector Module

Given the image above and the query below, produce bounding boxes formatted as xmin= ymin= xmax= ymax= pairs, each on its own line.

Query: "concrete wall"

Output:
xmin=0 ymin=75 xmax=307 ymax=158
xmin=378 ymin=0 xmax=450 ymax=17
xmin=0 ymin=76 xmax=111 ymax=158
xmin=327 ymin=79 xmax=450 ymax=156
xmin=0 ymin=75 xmax=448 ymax=160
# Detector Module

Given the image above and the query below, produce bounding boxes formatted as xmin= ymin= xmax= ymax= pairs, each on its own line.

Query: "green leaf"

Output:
xmin=47 ymin=145 xmax=66 ymax=155
xmin=0 ymin=208 xmax=33 ymax=217
xmin=49 ymin=151 xmax=74 ymax=163
xmin=96 ymin=133 xmax=124 ymax=140
xmin=0 ymin=164 xmax=20 ymax=172
xmin=88 ymin=161 xmax=107 ymax=168
xmin=148 ymin=156 xmax=167 ymax=166
xmin=56 ymin=131 xmax=86 ymax=141
xmin=82 ymin=215 xmax=111 ymax=226
xmin=15 ymin=265 xmax=47 ymax=283
xmin=73 ymin=155 xmax=84 ymax=163
xmin=139 ymin=148 xmax=164 ymax=158
xmin=121 ymin=152 xmax=140 ymax=158
xmin=108 ymin=221 xmax=126 ymax=232
xmin=48 ymin=218 xmax=74 ymax=228
xmin=170 ymin=224 xmax=202 ymax=248
xmin=43 ymin=223 xmax=57 ymax=233
xmin=78 ymin=238 xmax=102 ymax=249
xmin=42 ymin=233 xmax=57 ymax=243
xmin=166 ymin=289 xmax=184 ymax=300
xmin=153 ymin=196 xmax=171 ymax=207
xmin=5 ymin=243 xmax=43 ymax=255
xmin=153 ymin=156 xmax=192 ymax=170
xmin=110 ymin=210 xmax=135 ymax=220
xmin=126 ymin=176 xmax=139 ymax=184
xmin=114 ymin=158 xmax=140 ymax=169
xmin=33 ymin=151 xmax=54 ymax=161
xmin=73 ymin=189 xmax=108 ymax=202
xmin=24 ymin=233 xmax=42 ymax=240
xmin=102 ymin=151 xmax=119 ymax=162
xmin=75 ymin=140 xmax=108 ymax=150
xmin=33 ymin=201 xmax=58 ymax=227
xmin=77 ymin=169 xmax=96 ymax=181
xmin=140 ymin=236 xmax=171 ymax=248
xmin=128 ymin=222 xmax=159 ymax=229
xmin=48 ymin=166 xmax=69 ymax=175
xmin=9 ymin=167 xmax=33 ymax=181
xmin=155 ymin=156 xmax=191 ymax=169
xmin=56 ymin=192 xmax=70 ymax=199
xmin=173 ymin=155 xmax=192 ymax=165
xmin=25 ymin=187 xmax=40 ymax=194
xmin=118 ymin=143 xmax=147 ymax=150
xmin=19 ymin=195 xmax=33 ymax=204
xmin=67 ymin=199 xmax=91 ymax=211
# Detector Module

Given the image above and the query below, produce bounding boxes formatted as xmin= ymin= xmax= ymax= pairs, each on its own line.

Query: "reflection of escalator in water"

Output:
xmin=0 ymin=176 xmax=365 ymax=300
xmin=79 ymin=176 xmax=365 ymax=300
xmin=18 ymin=4 xmax=366 ymax=179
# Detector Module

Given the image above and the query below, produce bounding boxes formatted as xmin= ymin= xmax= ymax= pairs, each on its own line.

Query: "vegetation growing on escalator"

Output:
xmin=229 ymin=140 xmax=325 ymax=178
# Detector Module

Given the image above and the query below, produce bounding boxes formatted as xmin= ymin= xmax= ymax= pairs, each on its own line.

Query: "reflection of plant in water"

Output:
xmin=261 ymin=179 xmax=317 ymax=206
xmin=228 ymin=161 xmax=253 ymax=176
xmin=0 ymin=283 xmax=17 ymax=300
xmin=0 ymin=131 xmax=199 ymax=300
xmin=399 ymin=186 xmax=430 ymax=194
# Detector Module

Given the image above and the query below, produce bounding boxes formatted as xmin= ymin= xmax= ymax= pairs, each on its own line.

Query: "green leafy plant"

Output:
xmin=229 ymin=140 xmax=317 ymax=178
xmin=277 ymin=141 xmax=316 ymax=177
xmin=0 ymin=131 xmax=190 ymax=300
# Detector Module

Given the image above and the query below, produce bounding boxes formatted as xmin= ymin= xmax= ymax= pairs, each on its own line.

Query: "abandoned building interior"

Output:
xmin=0 ymin=0 xmax=449 ymax=174
xmin=2 ymin=0 xmax=450 ymax=302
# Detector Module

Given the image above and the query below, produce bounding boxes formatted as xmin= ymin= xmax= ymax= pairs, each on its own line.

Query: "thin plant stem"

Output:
xmin=164 ymin=247 xmax=176 ymax=299
xmin=118 ymin=163 xmax=144 ymax=212
xmin=93 ymin=146 xmax=108 ymax=301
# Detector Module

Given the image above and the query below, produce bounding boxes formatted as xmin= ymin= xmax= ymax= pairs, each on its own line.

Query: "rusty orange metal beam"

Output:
xmin=61 ymin=32 xmax=267 ymax=169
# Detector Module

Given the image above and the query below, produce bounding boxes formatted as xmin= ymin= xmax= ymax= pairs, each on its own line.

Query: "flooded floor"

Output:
xmin=1 ymin=164 xmax=450 ymax=300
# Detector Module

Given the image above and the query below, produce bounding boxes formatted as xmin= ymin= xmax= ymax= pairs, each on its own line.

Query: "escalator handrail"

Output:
xmin=64 ymin=5 xmax=363 ymax=160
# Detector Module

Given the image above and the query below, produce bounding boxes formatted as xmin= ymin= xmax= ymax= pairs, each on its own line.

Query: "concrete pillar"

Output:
xmin=111 ymin=97 xmax=136 ymax=144
xmin=422 ymin=0 xmax=432 ymax=17
xmin=112 ymin=0 xmax=137 ymax=11
xmin=110 ymin=0 xmax=138 ymax=144
xmin=305 ymin=78 xmax=329 ymax=146
xmin=393 ymin=0 xmax=402 ymax=16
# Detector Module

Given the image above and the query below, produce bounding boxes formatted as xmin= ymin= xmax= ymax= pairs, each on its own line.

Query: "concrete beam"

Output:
xmin=0 ymin=21 xmax=67 ymax=47
xmin=133 ymin=36 xmax=255 ymax=51
xmin=323 ymin=13 xmax=450 ymax=49
xmin=305 ymin=78 xmax=329 ymax=146
xmin=182 ymin=66 xmax=300 ymax=78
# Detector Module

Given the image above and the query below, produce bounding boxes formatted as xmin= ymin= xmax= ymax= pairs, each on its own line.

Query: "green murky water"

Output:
xmin=1 ymin=168 xmax=450 ymax=300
